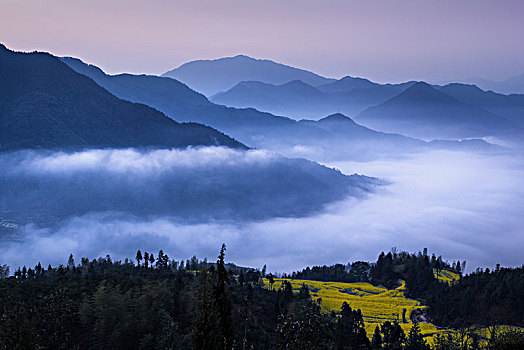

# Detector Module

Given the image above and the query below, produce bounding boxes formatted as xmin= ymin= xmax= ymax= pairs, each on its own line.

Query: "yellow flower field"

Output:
xmin=264 ymin=278 xmax=450 ymax=344
xmin=433 ymin=269 xmax=460 ymax=285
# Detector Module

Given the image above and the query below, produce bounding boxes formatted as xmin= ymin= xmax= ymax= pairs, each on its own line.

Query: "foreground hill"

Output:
xmin=356 ymin=82 xmax=516 ymax=139
xmin=1 ymin=248 xmax=522 ymax=349
xmin=162 ymin=54 xmax=334 ymax=96
xmin=0 ymin=45 xmax=244 ymax=151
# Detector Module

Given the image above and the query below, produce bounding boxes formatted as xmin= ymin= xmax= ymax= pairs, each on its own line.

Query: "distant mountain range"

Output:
xmin=0 ymin=45 xmax=244 ymax=151
xmin=437 ymin=83 xmax=524 ymax=126
xmin=212 ymin=77 xmax=410 ymax=120
xmin=162 ymin=55 xmax=334 ymax=96
xmin=60 ymin=57 xmax=504 ymax=160
xmin=200 ymin=56 xmax=523 ymax=140
xmin=356 ymin=82 xmax=516 ymax=139
xmin=462 ymin=73 xmax=524 ymax=95
xmin=1 ymin=44 xmax=387 ymax=224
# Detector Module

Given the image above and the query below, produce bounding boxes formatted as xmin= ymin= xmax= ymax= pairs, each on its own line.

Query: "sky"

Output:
xmin=1 ymin=0 xmax=524 ymax=83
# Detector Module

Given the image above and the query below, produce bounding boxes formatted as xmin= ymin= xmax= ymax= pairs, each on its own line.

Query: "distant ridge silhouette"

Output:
xmin=162 ymin=55 xmax=334 ymax=96
xmin=63 ymin=56 xmax=503 ymax=160
xmin=355 ymin=82 xmax=516 ymax=139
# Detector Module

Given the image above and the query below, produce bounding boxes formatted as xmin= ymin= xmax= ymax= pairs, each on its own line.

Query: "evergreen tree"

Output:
xmin=214 ymin=244 xmax=234 ymax=347
xmin=405 ymin=320 xmax=428 ymax=350
xmin=276 ymin=300 xmax=334 ymax=350
xmin=149 ymin=253 xmax=155 ymax=268
xmin=136 ymin=250 xmax=142 ymax=267
xmin=144 ymin=252 xmax=149 ymax=268
xmin=67 ymin=254 xmax=75 ymax=270
xmin=191 ymin=267 xmax=223 ymax=350
xmin=156 ymin=250 xmax=169 ymax=269
xmin=0 ymin=264 xmax=9 ymax=279
xmin=335 ymin=302 xmax=369 ymax=349
xmin=371 ymin=325 xmax=382 ymax=349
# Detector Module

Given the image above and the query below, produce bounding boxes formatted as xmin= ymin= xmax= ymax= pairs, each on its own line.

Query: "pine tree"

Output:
xmin=405 ymin=320 xmax=428 ymax=350
xmin=156 ymin=250 xmax=169 ymax=269
xmin=335 ymin=302 xmax=368 ymax=349
xmin=136 ymin=250 xmax=142 ymax=267
xmin=214 ymin=244 xmax=234 ymax=347
xmin=67 ymin=254 xmax=75 ymax=270
xmin=191 ymin=267 xmax=222 ymax=350
xmin=371 ymin=325 xmax=382 ymax=349
xmin=149 ymin=253 xmax=155 ymax=268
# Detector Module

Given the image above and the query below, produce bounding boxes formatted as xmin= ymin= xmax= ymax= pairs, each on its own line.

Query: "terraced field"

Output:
xmin=264 ymin=278 xmax=450 ymax=343
xmin=433 ymin=269 xmax=460 ymax=285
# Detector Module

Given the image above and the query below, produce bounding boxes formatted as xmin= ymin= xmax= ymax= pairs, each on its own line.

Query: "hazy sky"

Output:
xmin=2 ymin=0 xmax=524 ymax=83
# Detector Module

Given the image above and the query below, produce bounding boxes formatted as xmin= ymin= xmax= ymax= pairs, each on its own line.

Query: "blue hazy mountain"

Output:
xmin=62 ymin=56 xmax=301 ymax=135
xmin=212 ymin=76 xmax=411 ymax=119
xmin=62 ymin=58 xmax=502 ymax=161
xmin=211 ymin=80 xmax=330 ymax=119
xmin=298 ymin=113 xmax=500 ymax=157
xmin=1 ymin=45 xmax=388 ymax=225
xmin=355 ymin=82 xmax=516 ymax=139
xmin=0 ymin=45 xmax=244 ymax=151
xmin=463 ymin=73 xmax=524 ymax=95
xmin=62 ymin=57 xmax=212 ymax=110
xmin=161 ymin=55 xmax=335 ymax=96
xmin=439 ymin=83 xmax=524 ymax=126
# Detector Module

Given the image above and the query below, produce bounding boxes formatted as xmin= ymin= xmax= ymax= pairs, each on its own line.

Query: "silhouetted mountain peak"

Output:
xmin=162 ymin=55 xmax=333 ymax=96
xmin=339 ymin=76 xmax=374 ymax=86
xmin=283 ymin=79 xmax=312 ymax=87
xmin=280 ymin=80 xmax=322 ymax=93
xmin=318 ymin=113 xmax=356 ymax=124
xmin=230 ymin=54 xmax=255 ymax=60
xmin=316 ymin=75 xmax=380 ymax=94
xmin=391 ymin=81 xmax=458 ymax=105
xmin=443 ymin=82 xmax=483 ymax=91
xmin=406 ymin=81 xmax=433 ymax=90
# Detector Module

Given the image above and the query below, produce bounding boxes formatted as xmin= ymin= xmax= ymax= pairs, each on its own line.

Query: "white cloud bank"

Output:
xmin=1 ymin=149 xmax=523 ymax=274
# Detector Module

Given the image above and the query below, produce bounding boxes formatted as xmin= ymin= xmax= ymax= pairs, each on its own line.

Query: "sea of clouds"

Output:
xmin=1 ymin=147 xmax=523 ymax=274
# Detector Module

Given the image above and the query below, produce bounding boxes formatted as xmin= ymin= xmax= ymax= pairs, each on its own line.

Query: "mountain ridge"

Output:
xmin=355 ymin=82 xmax=516 ymax=139
xmin=0 ymin=45 xmax=245 ymax=151
xmin=162 ymin=54 xmax=334 ymax=96
xmin=62 ymin=56 xmax=503 ymax=161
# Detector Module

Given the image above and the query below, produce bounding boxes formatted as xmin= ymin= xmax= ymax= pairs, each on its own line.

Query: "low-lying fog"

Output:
xmin=1 ymin=148 xmax=523 ymax=274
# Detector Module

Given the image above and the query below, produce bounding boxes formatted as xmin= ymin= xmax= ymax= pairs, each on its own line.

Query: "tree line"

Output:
xmin=0 ymin=246 xmax=522 ymax=349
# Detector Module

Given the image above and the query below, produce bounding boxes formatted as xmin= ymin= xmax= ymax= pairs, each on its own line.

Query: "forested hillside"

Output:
xmin=0 ymin=247 xmax=522 ymax=349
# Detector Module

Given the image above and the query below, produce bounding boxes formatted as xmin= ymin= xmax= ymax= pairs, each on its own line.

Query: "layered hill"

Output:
xmin=355 ymin=82 xmax=516 ymax=139
xmin=211 ymin=77 xmax=409 ymax=119
xmin=63 ymin=58 xmax=502 ymax=161
xmin=162 ymin=55 xmax=334 ymax=96
xmin=0 ymin=45 xmax=244 ymax=151
xmin=211 ymin=80 xmax=330 ymax=119
xmin=438 ymin=83 xmax=524 ymax=126
xmin=464 ymin=72 xmax=524 ymax=95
